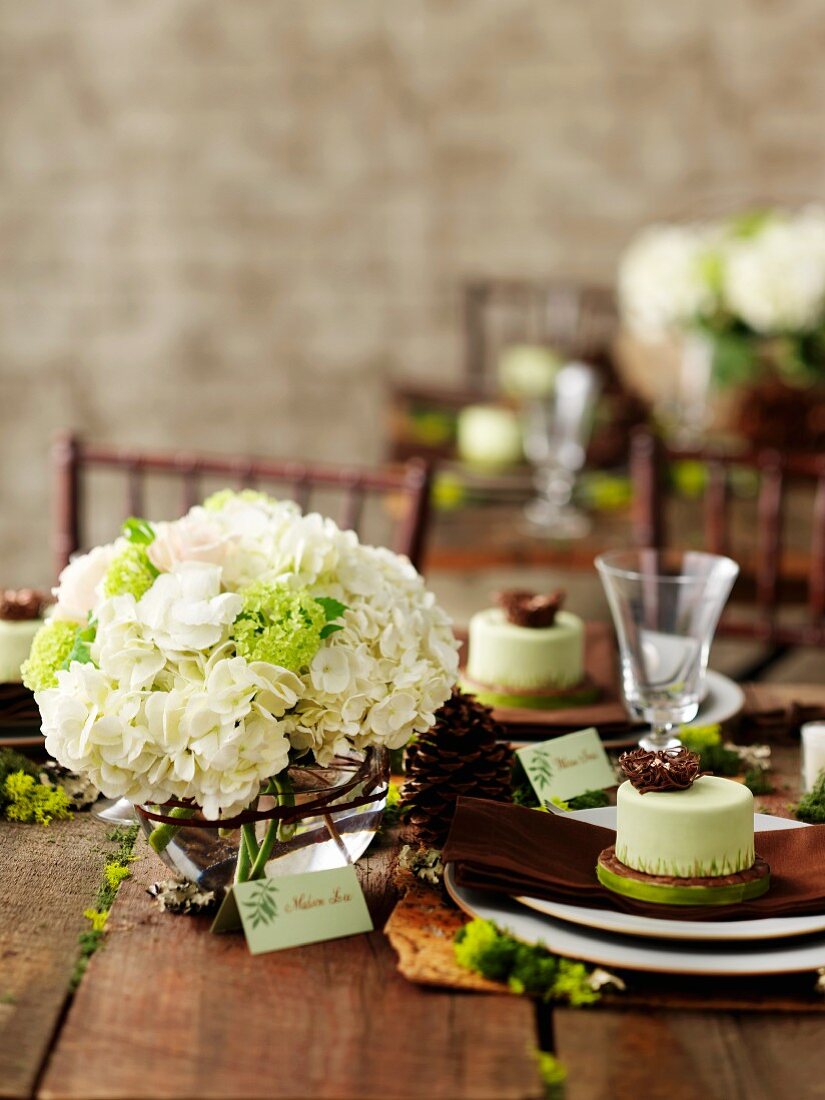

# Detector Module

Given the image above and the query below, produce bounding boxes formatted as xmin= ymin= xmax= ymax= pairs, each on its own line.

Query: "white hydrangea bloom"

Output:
xmin=37 ymin=492 xmax=459 ymax=817
xmin=148 ymin=512 xmax=237 ymax=573
xmin=51 ymin=542 xmax=120 ymax=622
xmin=723 ymin=210 xmax=825 ymax=333
xmin=618 ymin=224 xmax=720 ymax=339
xmin=92 ymin=594 xmax=165 ymax=691
xmin=137 ymin=562 xmax=243 ymax=652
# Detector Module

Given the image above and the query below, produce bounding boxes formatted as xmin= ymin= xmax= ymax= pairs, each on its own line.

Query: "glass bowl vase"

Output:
xmin=135 ymin=747 xmax=389 ymax=892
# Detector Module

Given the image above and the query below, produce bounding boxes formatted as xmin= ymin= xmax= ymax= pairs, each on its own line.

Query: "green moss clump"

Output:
xmin=681 ymin=725 xmax=741 ymax=776
xmin=454 ymin=919 xmax=599 ymax=1005
xmin=795 ymin=773 xmax=825 ymax=824
xmin=69 ymin=825 xmax=139 ymax=992
xmin=535 ymin=1051 xmax=567 ymax=1100
xmin=551 ymin=789 xmax=611 ymax=812
xmin=744 ymin=768 xmax=773 ymax=795
xmin=0 ymin=749 xmax=39 ymax=814
xmin=3 ymin=772 xmax=73 ymax=825
xmin=382 ymin=781 xmax=403 ymax=828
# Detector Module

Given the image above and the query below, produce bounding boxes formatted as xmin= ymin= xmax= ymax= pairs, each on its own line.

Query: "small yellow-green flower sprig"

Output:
xmin=101 ymin=544 xmax=158 ymax=601
xmin=232 ymin=581 xmax=326 ymax=672
xmin=203 ymin=488 xmax=278 ymax=512
xmin=21 ymin=620 xmax=78 ymax=692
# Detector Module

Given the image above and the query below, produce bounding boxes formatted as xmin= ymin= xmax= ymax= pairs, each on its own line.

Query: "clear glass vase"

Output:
xmin=135 ymin=747 xmax=389 ymax=892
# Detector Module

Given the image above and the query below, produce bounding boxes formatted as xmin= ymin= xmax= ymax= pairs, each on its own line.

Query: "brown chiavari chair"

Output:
xmin=52 ymin=434 xmax=432 ymax=581
xmin=630 ymin=429 xmax=825 ymax=676
xmin=463 ymin=278 xmax=618 ymax=392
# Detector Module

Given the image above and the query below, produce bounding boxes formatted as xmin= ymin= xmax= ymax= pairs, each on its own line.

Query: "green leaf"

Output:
xmin=315 ymin=597 xmax=347 ymax=623
xmin=711 ymin=331 xmax=759 ymax=388
xmin=122 ymin=517 xmax=155 ymax=545
xmin=241 ymin=881 xmax=280 ymax=929
xmin=63 ymin=617 xmax=97 ymax=669
xmin=319 ymin=623 xmax=345 ymax=640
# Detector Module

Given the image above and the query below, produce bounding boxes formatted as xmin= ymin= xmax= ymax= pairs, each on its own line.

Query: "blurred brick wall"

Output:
xmin=2 ymin=0 xmax=824 ymax=583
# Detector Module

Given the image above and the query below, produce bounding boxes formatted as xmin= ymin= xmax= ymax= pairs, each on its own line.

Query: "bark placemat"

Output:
xmin=385 ymin=871 xmax=825 ymax=1014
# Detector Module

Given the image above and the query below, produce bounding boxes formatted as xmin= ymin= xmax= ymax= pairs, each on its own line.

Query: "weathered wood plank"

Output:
xmin=0 ymin=815 xmax=115 ymax=1100
xmin=40 ymin=831 xmax=544 ymax=1100
xmin=554 ymin=1008 xmax=825 ymax=1100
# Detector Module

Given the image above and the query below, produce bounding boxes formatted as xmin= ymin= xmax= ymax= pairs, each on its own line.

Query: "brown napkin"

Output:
xmin=443 ymin=796 xmax=825 ymax=922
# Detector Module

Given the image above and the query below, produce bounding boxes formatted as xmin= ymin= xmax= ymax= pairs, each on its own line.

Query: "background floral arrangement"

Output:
xmin=23 ymin=490 xmax=459 ymax=820
xmin=618 ymin=207 xmax=825 ymax=389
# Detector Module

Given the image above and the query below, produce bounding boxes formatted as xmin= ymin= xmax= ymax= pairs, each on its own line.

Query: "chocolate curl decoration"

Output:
xmin=496 ymin=589 xmax=565 ymax=628
xmin=0 ymin=588 xmax=51 ymax=621
xmin=618 ymin=747 xmax=702 ymax=794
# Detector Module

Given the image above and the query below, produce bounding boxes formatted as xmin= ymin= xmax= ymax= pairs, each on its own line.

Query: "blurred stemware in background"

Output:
xmin=596 ymin=549 xmax=739 ymax=751
xmin=521 ymin=361 xmax=602 ymax=538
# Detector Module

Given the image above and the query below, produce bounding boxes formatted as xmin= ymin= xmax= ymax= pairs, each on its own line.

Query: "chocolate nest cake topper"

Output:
xmin=496 ymin=589 xmax=565 ymax=628
xmin=618 ymin=746 xmax=703 ymax=795
xmin=0 ymin=588 xmax=51 ymax=622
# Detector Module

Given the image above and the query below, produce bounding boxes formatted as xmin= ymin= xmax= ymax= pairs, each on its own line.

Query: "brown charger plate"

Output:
xmin=456 ymin=621 xmax=639 ymax=747
xmin=0 ymin=682 xmax=45 ymax=751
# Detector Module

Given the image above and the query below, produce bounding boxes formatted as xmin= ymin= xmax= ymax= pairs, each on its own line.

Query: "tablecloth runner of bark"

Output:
xmin=386 ymin=732 xmax=825 ymax=1014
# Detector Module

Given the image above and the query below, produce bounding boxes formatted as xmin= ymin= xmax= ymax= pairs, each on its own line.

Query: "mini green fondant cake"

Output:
xmin=597 ymin=747 xmax=769 ymax=907
xmin=0 ymin=590 xmax=49 ymax=683
xmin=462 ymin=590 xmax=598 ymax=710
xmin=616 ymin=774 xmax=755 ymax=878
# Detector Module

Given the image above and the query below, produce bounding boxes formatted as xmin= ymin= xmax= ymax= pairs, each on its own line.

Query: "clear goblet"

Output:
xmin=522 ymin=361 xmax=602 ymax=539
xmin=595 ymin=549 xmax=739 ymax=751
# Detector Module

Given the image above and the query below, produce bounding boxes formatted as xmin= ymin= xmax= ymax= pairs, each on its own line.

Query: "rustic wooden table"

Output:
xmin=4 ymin=682 xmax=825 ymax=1100
xmin=425 ymin=499 xmax=815 ymax=585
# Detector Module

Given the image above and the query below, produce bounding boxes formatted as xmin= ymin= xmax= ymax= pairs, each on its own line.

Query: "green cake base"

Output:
xmin=459 ymin=674 xmax=601 ymax=711
xmin=597 ymin=847 xmax=771 ymax=908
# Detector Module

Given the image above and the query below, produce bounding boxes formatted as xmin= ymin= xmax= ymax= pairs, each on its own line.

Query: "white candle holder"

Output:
xmin=800 ymin=722 xmax=825 ymax=793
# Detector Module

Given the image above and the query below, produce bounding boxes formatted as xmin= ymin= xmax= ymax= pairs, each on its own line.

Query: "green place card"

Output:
xmin=516 ymin=727 xmax=616 ymax=805
xmin=210 ymin=866 xmax=373 ymax=954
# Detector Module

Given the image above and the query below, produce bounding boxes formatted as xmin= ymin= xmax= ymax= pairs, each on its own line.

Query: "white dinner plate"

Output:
xmin=686 ymin=670 xmax=745 ymax=728
xmin=515 ymin=809 xmax=819 ymax=943
xmin=444 ymin=862 xmax=825 ymax=977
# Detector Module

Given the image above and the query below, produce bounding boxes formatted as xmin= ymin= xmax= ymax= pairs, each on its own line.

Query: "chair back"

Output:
xmin=463 ymin=278 xmax=617 ymax=391
xmin=52 ymin=434 xmax=432 ymax=580
xmin=630 ymin=430 xmax=825 ymax=646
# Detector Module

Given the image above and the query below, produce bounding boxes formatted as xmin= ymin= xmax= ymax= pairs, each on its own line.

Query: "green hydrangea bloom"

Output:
xmin=4 ymin=772 xmax=73 ymax=825
xmin=20 ymin=620 xmax=78 ymax=692
xmin=203 ymin=488 xmax=278 ymax=512
xmin=232 ymin=582 xmax=326 ymax=671
xmin=101 ymin=544 xmax=157 ymax=601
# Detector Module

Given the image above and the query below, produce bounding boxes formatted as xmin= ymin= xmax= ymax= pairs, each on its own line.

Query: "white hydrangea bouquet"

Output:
xmin=24 ymin=490 xmax=459 ymax=878
xmin=618 ymin=207 xmax=825 ymax=389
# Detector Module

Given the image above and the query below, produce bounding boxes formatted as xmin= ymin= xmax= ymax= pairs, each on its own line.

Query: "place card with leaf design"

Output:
xmin=211 ymin=866 xmax=373 ymax=954
xmin=516 ymin=727 xmax=616 ymax=806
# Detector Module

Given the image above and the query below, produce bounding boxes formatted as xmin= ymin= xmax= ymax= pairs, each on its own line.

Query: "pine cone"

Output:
xmin=402 ymin=689 xmax=513 ymax=847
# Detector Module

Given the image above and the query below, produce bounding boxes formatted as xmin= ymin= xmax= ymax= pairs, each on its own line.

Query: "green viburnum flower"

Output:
xmin=101 ymin=544 xmax=158 ymax=601
xmin=232 ymin=582 xmax=342 ymax=672
xmin=203 ymin=488 xmax=278 ymax=512
xmin=20 ymin=620 xmax=78 ymax=692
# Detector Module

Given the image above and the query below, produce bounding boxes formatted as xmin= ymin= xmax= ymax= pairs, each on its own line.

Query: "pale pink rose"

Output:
xmin=52 ymin=543 xmax=118 ymax=622
xmin=147 ymin=513 xmax=235 ymax=573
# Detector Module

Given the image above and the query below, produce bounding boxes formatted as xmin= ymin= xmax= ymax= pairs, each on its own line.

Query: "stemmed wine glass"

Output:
xmin=522 ymin=361 xmax=602 ymax=539
xmin=93 ymin=796 xmax=137 ymax=825
xmin=596 ymin=549 xmax=739 ymax=751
